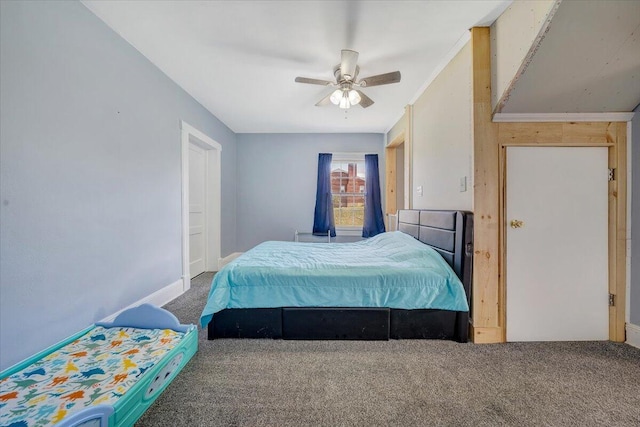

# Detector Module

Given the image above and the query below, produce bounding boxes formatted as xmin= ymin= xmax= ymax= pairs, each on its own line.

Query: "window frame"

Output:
xmin=330 ymin=152 xmax=367 ymax=235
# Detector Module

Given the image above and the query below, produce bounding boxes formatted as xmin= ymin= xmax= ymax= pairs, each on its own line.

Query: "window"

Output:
xmin=330 ymin=156 xmax=365 ymax=227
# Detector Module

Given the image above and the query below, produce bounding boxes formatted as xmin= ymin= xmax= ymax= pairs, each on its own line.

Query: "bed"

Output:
xmin=0 ymin=304 xmax=197 ymax=427
xmin=201 ymin=209 xmax=473 ymax=342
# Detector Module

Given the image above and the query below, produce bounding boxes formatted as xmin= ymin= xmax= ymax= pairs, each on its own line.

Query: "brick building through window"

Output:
xmin=330 ymin=160 xmax=365 ymax=227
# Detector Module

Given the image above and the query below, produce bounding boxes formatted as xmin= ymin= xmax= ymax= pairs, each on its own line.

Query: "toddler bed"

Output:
xmin=0 ymin=304 xmax=197 ymax=427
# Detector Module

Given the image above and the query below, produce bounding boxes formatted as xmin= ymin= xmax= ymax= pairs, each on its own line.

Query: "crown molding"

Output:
xmin=384 ymin=30 xmax=472 ymax=134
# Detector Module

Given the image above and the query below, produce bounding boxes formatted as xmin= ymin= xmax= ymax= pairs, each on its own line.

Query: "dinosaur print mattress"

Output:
xmin=0 ymin=326 xmax=184 ymax=426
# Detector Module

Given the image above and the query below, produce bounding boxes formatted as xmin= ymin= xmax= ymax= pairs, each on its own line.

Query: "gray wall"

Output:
xmin=0 ymin=1 xmax=236 ymax=369
xmin=236 ymin=134 xmax=385 ymax=251
xmin=631 ymin=105 xmax=640 ymax=326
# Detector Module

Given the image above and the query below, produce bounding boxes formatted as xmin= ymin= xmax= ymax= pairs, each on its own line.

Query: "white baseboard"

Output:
xmin=99 ymin=279 xmax=184 ymax=323
xmin=626 ymin=323 xmax=640 ymax=349
xmin=218 ymin=252 xmax=243 ymax=270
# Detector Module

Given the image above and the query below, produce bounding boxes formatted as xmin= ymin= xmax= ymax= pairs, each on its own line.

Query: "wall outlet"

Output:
xmin=459 ymin=176 xmax=467 ymax=192
xmin=416 ymin=185 xmax=423 ymax=196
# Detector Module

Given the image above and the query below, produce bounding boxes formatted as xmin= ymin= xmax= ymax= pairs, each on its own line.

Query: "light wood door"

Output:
xmin=188 ymin=144 xmax=206 ymax=278
xmin=506 ymin=147 xmax=609 ymax=341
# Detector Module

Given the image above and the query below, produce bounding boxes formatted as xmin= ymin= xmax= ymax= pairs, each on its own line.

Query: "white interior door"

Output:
xmin=188 ymin=143 xmax=206 ymax=278
xmin=506 ymin=146 xmax=609 ymax=341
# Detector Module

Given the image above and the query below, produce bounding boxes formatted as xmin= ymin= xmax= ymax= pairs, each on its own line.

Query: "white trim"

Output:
xmin=407 ymin=104 xmax=413 ymax=209
xmin=492 ymin=112 xmax=635 ymax=123
xmin=180 ymin=121 xmax=223 ymax=152
xmin=99 ymin=279 xmax=184 ymax=323
xmin=181 ymin=120 xmax=222 ymax=292
xmin=385 ymin=30 xmax=471 ymax=134
xmin=331 ymin=152 xmax=366 ymax=162
xmin=409 ymin=31 xmax=470 ymax=106
xmin=218 ymin=252 xmax=243 ymax=270
xmin=627 ymin=121 xmax=632 ymax=324
xmin=331 ymin=153 xmax=366 ymax=233
xmin=626 ymin=323 xmax=640 ymax=349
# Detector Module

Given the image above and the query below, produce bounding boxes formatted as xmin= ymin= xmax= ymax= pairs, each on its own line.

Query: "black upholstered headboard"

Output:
xmin=397 ymin=210 xmax=473 ymax=303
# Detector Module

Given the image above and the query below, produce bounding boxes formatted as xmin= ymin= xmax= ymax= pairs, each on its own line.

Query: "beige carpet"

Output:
xmin=136 ymin=272 xmax=640 ymax=426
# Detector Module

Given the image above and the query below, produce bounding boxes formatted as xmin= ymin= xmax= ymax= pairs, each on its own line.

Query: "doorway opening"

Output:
xmin=385 ymin=133 xmax=409 ymax=230
xmin=181 ymin=121 xmax=222 ymax=292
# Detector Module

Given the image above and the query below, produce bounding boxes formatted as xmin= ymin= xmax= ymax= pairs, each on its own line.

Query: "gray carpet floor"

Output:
xmin=136 ymin=272 xmax=640 ymax=426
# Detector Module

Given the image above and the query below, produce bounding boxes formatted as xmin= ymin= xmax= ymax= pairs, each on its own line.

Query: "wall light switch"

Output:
xmin=416 ymin=185 xmax=423 ymax=196
xmin=459 ymin=176 xmax=467 ymax=192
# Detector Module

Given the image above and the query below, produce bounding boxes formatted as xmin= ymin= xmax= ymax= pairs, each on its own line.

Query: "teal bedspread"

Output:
xmin=200 ymin=231 xmax=469 ymax=328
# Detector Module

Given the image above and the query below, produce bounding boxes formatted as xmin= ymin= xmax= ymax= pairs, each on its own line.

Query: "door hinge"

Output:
xmin=608 ymin=168 xmax=616 ymax=181
xmin=609 ymin=293 xmax=615 ymax=307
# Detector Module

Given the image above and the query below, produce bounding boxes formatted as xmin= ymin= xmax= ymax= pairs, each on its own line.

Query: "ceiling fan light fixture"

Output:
xmin=339 ymin=92 xmax=351 ymax=109
xmin=348 ymin=89 xmax=361 ymax=105
xmin=295 ymin=49 xmax=401 ymax=110
xmin=330 ymin=89 xmax=343 ymax=105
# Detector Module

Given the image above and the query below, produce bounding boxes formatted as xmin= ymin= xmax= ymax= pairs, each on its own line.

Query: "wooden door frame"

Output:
xmin=471 ymin=27 xmax=628 ymax=343
xmin=385 ymin=106 xmax=413 ymax=226
xmin=180 ymin=120 xmax=222 ymax=292
xmin=385 ymin=132 xmax=403 ymax=219
xmin=497 ymin=124 xmax=627 ymax=342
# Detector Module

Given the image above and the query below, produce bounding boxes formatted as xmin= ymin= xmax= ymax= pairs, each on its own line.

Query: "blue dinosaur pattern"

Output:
xmin=80 ymin=368 xmax=105 ymax=378
xmin=135 ymin=366 xmax=150 ymax=378
xmin=23 ymin=368 xmax=45 ymax=378
xmin=35 ymin=404 xmax=56 ymax=419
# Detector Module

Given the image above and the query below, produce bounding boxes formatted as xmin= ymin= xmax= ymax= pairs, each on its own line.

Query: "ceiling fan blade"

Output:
xmin=315 ymin=93 xmax=333 ymax=107
xmin=359 ymin=71 xmax=401 ymax=87
xmin=295 ymin=77 xmax=334 ymax=86
xmin=355 ymin=90 xmax=374 ymax=108
xmin=340 ymin=49 xmax=359 ymax=80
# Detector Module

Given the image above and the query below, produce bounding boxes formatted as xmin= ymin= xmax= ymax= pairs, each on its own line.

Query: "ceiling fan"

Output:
xmin=295 ymin=49 xmax=401 ymax=109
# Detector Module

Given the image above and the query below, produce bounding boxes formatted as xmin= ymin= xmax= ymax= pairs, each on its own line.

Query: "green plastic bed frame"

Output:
xmin=0 ymin=304 xmax=198 ymax=427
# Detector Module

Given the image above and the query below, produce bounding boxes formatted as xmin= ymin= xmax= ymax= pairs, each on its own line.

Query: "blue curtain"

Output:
xmin=362 ymin=154 xmax=386 ymax=238
xmin=312 ymin=153 xmax=336 ymax=237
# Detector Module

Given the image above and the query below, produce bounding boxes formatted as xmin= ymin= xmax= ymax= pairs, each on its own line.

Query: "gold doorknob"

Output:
xmin=510 ymin=219 xmax=524 ymax=229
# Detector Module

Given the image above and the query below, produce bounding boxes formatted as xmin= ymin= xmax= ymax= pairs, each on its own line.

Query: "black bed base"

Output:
xmin=208 ymin=307 xmax=469 ymax=343
xmin=208 ymin=210 xmax=473 ymax=344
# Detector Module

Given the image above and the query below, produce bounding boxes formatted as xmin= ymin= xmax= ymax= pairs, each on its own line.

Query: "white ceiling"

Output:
xmin=82 ymin=0 xmax=511 ymax=133
xmin=501 ymin=0 xmax=640 ymax=114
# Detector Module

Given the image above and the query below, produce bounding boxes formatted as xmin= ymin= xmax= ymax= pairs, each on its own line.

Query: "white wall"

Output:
xmin=236 ymin=134 xmax=385 ymax=251
xmin=0 ymin=1 xmax=236 ymax=370
xmin=410 ymin=43 xmax=473 ymax=211
xmin=490 ymin=0 xmax=557 ymax=111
